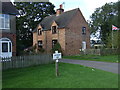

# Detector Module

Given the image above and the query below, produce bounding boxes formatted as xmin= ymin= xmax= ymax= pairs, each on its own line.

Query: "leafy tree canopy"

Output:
xmin=89 ymin=1 xmax=118 ymax=44
xmin=14 ymin=2 xmax=55 ymax=55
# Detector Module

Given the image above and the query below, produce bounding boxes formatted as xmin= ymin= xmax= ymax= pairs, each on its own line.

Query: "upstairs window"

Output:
xmin=38 ymin=28 xmax=42 ymax=35
xmin=52 ymin=40 xmax=57 ymax=48
xmin=38 ymin=40 xmax=43 ymax=48
xmin=52 ymin=26 xmax=57 ymax=34
xmin=82 ymin=27 xmax=86 ymax=35
xmin=0 ymin=14 xmax=10 ymax=29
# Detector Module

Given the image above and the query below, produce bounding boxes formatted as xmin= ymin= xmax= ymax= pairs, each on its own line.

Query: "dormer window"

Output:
xmin=52 ymin=26 xmax=57 ymax=34
xmin=38 ymin=28 xmax=42 ymax=35
xmin=82 ymin=27 xmax=86 ymax=35
xmin=0 ymin=14 xmax=10 ymax=29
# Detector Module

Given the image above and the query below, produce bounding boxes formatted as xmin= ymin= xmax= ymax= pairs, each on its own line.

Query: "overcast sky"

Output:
xmin=49 ymin=0 xmax=118 ymax=21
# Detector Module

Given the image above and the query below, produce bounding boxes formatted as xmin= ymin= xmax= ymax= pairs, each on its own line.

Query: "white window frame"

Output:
xmin=0 ymin=38 xmax=12 ymax=58
xmin=0 ymin=14 xmax=10 ymax=29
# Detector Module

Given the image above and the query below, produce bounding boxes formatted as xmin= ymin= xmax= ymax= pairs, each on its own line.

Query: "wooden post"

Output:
xmin=55 ymin=59 xmax=59 ymax=77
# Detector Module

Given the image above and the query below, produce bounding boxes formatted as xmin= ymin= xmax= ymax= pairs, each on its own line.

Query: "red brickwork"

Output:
xmin=2 ymin=33 xmax=16 ymax=56
xmin=33 ymin=9 xmax=90 ymax=56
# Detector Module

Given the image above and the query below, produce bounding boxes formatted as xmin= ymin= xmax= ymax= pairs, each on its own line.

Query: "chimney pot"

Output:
xmin=56 ymin=4 xmax=64 ymax=16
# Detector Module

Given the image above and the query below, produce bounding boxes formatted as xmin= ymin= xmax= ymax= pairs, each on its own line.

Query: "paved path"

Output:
xmin=60 ymin=59 xmax=119 ymax=74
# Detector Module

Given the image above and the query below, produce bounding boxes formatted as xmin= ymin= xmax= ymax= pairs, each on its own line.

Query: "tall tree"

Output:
xmin=89 ymin=2 xmax=118 ymax=45
xmin=14 ymin=2 xmax=55 ymax=55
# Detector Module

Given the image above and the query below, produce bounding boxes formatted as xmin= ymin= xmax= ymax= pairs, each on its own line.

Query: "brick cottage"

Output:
xmin=33 ymin=5 xmax=90 ymax=55
xmin=0 ymin=1 xmax=18 ymax=58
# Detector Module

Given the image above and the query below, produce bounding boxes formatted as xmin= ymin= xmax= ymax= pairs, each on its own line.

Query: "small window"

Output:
xmin=38 ymin=28 xmax=42 ymax=35
xmin=2 ymin=43 xmax=8 ymax=52
xmin=38 ymin=40 xmax=42 ymax=48
xmin=52 ymin=26 xmax=57 ymax=34
xmin=52 ymin=40 xmax=57 ymax=48
xmin=9 ymin=42 xmax=11 ymax=52
xmin=0 ymin=14 xmax=10 ymax=29
xmin=82 ymin=27 xmax=86 ymax=34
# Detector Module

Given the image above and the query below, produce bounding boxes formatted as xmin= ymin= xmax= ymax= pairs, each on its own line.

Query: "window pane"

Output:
xmin=38 ymin=29 xmax=42 ymax=35
xmin=38 ymin=40 xmax=42 ymax=48
xmin=9 ymin=42 xmax=11 ymax=52
xmin=5 ymin=15 xmax=10 ymax=28
xmin=5 ymin=21 xmax=9 ymax=28
xmin=52 ymin=40 xmax=57 ymax=48
xmin=82 ymin=27 xmax=86 ymax=34
xmin=52 ymin=26 xmax=57 ymax=34
xmin=0 ymin=14 xmax=2 ymax=17
xmin=2 ymin=43 xmax=8 ymax=52
xmin=0 ymin=18 xmax=2 ymax=28
xmin=0 ymin=18 xmax=4 ymax=29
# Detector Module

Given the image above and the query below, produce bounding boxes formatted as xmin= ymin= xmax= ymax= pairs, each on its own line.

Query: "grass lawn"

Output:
xmin=63 ymin=55 xmax=119 ymax=63
xmin=2 ymin=63 xmax=118 ymax=88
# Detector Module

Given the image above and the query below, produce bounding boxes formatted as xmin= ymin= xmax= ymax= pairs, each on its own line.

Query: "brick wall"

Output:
xmin=65 ymin=9 xmax=90 ymax=56
xmin=33 ymin=9 xmax=90 ymax=56
xmin=2 ymin=33 xmax=16 ymax=56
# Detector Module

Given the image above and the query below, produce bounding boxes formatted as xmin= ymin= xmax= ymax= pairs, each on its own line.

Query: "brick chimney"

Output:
xmin=56 ymin=4 xmax=64 ymax=16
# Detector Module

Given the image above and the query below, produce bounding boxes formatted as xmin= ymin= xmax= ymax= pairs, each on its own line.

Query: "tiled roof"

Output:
xmin=1 ymin=1 xmax=19 ymax=15
xmin=33 ymin=8 xmax=79 ymax=32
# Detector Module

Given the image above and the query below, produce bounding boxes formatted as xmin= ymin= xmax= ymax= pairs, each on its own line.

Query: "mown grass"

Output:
xmin=2 ymin=63 xmax=118 ymax=88
xmin=63 ymin=55 xmax=119 ymax=63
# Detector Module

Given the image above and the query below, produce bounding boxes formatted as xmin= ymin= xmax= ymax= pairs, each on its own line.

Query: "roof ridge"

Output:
xmin=33 ymin=8 xmax=80 ymax=32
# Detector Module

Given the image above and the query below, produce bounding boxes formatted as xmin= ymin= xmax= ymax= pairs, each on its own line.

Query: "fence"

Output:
xmin=83 ymin=48 xmax=118 ymax=55
xmin=1 ymin=54 xmax=53 ymax=70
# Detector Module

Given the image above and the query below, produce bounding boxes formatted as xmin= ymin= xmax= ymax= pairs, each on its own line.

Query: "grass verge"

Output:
xmin=2 ymin=63 xmax=118 ymax=88
xmin=63 ymin=55 xmax=119 ymax=63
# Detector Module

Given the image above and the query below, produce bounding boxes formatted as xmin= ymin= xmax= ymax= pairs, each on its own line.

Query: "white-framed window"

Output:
xmin=0 ymin=14 xmax=10 ymax=29
xmin=0 ymin=38 xmax=12 ymax=58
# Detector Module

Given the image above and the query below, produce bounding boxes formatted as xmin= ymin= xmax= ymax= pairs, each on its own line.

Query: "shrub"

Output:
xmin=51 ymin=42 xmax=62 ymax=53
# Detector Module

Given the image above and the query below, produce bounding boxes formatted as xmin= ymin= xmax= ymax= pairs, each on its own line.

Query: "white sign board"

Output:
xmin=53 ymin=51 xmax=62 ymax=60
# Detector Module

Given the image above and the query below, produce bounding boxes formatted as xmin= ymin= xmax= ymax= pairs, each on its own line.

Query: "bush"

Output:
xmin=22 ymin=44 xmax=45 ymax=55
xmin=51 ymin=42 xmax=62 ymax=54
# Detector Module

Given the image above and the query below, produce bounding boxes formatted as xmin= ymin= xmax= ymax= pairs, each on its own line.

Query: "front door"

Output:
xmin=82 ymin=41 xmax=86 ymax=51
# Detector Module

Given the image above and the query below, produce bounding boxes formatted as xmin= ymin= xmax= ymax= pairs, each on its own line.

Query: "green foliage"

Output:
xmin=23 ymin=44 xmax=45 ymax=55
xmin=106 ymin=31 xmax=119 ymax=48
xmin=51 ymin=43 xmax=62 ymax=53
xmin=89 ymin=2 xmax=118 ymax=44
xmin=63 ymin=55 xmax=118 ymax=63
xmin=38 ymin=47 xmax=45 ymax=53
xmin=14 ymin=2 xmax=55 ymax=55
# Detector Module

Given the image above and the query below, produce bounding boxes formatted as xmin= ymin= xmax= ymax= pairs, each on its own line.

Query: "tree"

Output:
xmin=14 ymin=2 xmax=55 ymax=55
xmin=89 ymin=2 xmax=118 ymax=45
xmin=106 ymin=31 xmax=119 ymax=48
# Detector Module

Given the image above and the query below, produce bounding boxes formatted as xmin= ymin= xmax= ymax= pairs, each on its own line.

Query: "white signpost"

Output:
xmin=53 ymin=51 xmax=62 ymax=77
xmin=53 ymin=51 xmax=61 ymax=60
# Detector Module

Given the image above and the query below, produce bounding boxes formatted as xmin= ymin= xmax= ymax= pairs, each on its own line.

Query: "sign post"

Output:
xmin=53 ymin=51 xmax=62 ymax=77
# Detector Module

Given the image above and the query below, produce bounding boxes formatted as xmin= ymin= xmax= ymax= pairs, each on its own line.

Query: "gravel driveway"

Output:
xmin=60 ymin=59 xmax=119 ymax=74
